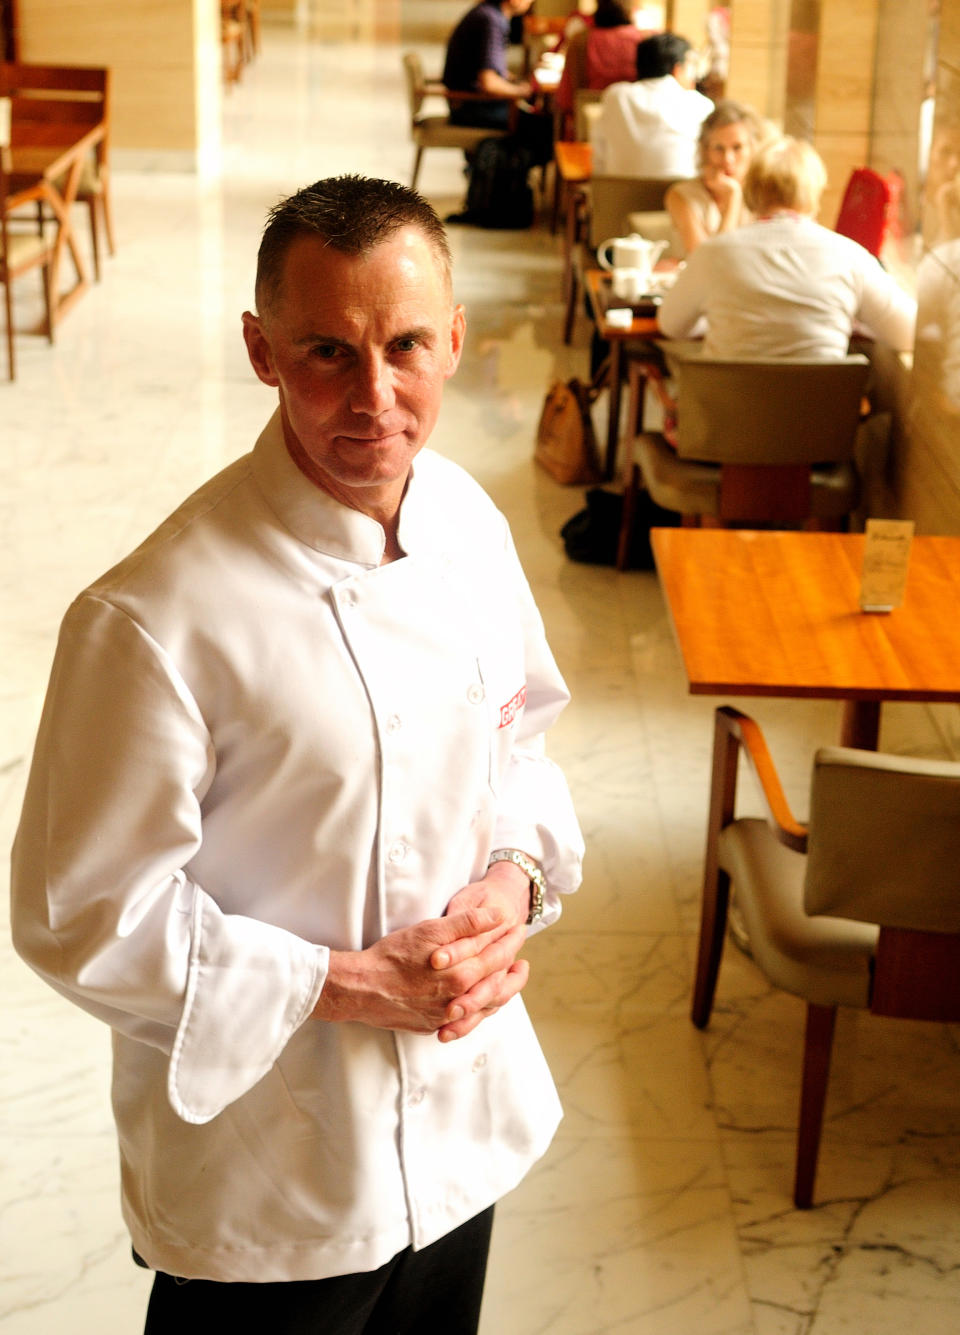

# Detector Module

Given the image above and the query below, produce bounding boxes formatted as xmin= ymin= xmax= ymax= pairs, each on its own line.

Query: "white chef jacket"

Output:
xmin=592 ymin=76 xmax=714 ymax=178
xmin=11 ymin=412 xmax=584 ymax=1283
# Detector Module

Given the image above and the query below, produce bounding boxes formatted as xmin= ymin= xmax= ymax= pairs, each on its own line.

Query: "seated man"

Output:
xmin=443 ymin=0 xmax=535 ymax=130
xmin=592 ymin=31 xmax=714 ymax=177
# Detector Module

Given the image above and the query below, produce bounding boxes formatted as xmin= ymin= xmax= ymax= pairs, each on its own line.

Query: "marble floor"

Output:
xmin=3 ymin=9 xmax=960 ymax=1334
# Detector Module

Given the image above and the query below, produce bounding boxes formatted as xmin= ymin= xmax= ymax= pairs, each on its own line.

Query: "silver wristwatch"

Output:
xmin=487 ymin=848 xmax=546 ymax=924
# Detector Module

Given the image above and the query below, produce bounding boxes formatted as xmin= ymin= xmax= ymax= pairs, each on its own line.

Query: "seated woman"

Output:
xmin=554 ymin=1 xmax=653 ymax=140
xmin=657 ymin=136 xmax=917 ymax=358
xmin=663 ymin=99 xmax=766 ymax=254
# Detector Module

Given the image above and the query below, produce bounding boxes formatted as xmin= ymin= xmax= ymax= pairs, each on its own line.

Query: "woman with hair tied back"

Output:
xmin=664 ymin=99 xmax=766 ymax=254
xmin=658 ymin=136 xmax=917 ymax=358
xmin=554 ymin=1 xmax=653 ymax=136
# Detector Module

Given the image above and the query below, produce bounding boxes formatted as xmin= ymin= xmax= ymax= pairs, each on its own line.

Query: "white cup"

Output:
xmin=612 ymin=267 xmax=650 ymax=303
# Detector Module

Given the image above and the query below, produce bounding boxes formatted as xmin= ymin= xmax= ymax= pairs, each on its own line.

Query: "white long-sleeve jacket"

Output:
xmin=11 ymin=413 xmax=584 ymax=1283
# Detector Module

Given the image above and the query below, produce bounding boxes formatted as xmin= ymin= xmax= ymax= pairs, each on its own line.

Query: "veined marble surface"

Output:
xmin=2 ymin=8 xmax=960 ymax=1334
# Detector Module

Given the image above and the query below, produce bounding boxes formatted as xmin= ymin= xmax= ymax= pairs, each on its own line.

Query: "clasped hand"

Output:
xmin=313 ymin=867 xmax=531 ymax=1043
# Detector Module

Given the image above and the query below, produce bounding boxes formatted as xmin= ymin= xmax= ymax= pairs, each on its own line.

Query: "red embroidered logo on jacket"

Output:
xmin=498 ymin=685 xmax=527 ymax=728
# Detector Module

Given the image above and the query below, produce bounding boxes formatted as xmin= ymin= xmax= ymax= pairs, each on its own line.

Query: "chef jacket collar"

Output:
xmin=250 ymin=410 xmax=440 ymax=566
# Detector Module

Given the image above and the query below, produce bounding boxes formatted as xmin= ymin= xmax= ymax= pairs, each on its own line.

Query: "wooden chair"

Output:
xmin=0 ymin=95 xmax=54 ymax=379
xmin=402 ymin=51 xmax=511 ymax=191
xmin=242 ymin=0 xmax=261 ymax=64
xmin=692 ymin=705 xmax=960 ymax=1207
xmin=620 ymin=345 xmax=869 ymax=563
xmin=563 ymin=173 xmax=678 ymax=344
xmin=221 ymin=2 xmax=246 ymax=85
xmin=0 ymin=63 xmax=113 ymax=280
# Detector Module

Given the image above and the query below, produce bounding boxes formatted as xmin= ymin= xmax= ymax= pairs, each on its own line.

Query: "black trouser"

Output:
xmin=142 ymin=1206 xmax=494 ymax=1335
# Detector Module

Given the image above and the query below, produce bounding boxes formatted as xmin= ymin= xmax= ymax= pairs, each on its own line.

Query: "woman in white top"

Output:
xmin=664 ymin=99 xmax=766 ymax=254
xmin=658 ymin=136 xmax=917 ymax=359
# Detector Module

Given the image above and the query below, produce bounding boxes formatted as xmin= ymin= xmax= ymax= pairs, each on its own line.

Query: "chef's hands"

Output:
xmin=434 ymin=860 xmax=532 ymax=1042
xmin=312 ymin=863 xmax=531 ymax=1043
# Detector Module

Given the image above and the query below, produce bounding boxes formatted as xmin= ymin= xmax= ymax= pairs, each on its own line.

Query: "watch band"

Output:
xmin=487 ymin=848 xmax=546 ymax=924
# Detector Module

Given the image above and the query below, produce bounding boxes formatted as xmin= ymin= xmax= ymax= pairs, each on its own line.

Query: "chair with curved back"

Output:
xmin=692 ymin=705 xmax=960 ymax=1207
xmin=402 ymin=51 xmax=511 ymax=191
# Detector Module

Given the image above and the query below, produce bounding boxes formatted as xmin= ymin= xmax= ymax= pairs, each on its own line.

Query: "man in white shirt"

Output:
xmin=593 ymin=31 xmax=714 ymax=177
xmin=11 ymin=176 xmax=583 ymax=1335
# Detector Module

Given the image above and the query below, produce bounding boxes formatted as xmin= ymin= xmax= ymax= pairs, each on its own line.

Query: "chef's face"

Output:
xmin=242 ymin=226 xmax=465 ymax=512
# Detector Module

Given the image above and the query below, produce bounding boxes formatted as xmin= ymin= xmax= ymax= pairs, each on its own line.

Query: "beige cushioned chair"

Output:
xmin=402 ymin=51 xmax=510 ymax=191
xmin=692 ymin=705 xmax=960 ymax=1207
xmin=624 ymin=344 xmax=868 ymax=539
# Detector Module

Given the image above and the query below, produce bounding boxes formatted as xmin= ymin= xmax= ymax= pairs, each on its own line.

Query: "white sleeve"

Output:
xmin=855 ymin=253 xmax=917 ymax=353
xmin=489 ymin=533 xmax=584 ymax=932
xmin=11 ymin=596 xmax=327 ymax=1125
xmin=656 ymin=246 xmax=710 ymax=340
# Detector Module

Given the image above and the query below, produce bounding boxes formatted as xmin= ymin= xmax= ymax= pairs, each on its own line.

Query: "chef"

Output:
xmin=11 ymin=174 xmax=583 ymax=1335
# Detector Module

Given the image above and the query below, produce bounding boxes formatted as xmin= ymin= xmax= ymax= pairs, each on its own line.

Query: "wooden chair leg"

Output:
xmin=87 ymin=197 xmax=101 ymax=281
xmin=794 ymin=1002 xmax=837 ymax=1208
xmin=4 ymin=278 xmax=15 ymax=381
xmin=411 ymin=147 xmax=423 ymax=191
xmin=42 ymin=261 xmax=54 ymax=343
xmin=616 ymin=462 xmax=640 ymax=571
xmin=562 ymin=264 xmax=579 ymax=345
xmin=99 ymin=174 xmax=116 ymax=256
xmin=692 ymin=709 xmax=742 ymax=1028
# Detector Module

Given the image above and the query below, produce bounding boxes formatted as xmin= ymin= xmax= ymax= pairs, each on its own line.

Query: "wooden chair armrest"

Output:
xmin=716 ymin=706 xmax=808 ymax=852
xmin=424 ymin=82 xmax=512 ymax=105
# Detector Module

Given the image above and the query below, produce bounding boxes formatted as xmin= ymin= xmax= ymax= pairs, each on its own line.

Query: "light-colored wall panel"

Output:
xmin=727 ymin=0 xmax=790 ymax=125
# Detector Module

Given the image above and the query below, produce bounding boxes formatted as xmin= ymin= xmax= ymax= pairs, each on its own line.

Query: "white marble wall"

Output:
xmin=2 ymin=13 xmax=960 ymax=1335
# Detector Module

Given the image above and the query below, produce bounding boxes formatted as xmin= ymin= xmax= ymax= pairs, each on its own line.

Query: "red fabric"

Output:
xmin=555 ymin=25 xmax=652 ymax=115
xmin=585 ymin=26 xmax=651 ymax=89
xmin=834 ymin=168 xmax=892 ymax=258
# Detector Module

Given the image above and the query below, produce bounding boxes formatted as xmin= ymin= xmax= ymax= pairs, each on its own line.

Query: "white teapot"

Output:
xmin=597 ymin=233 xmax=668 ymax=287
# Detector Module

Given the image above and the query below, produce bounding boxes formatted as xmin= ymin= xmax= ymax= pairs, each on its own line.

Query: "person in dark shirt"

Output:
xmin=442 ymin=0 xmax=535 ymax=129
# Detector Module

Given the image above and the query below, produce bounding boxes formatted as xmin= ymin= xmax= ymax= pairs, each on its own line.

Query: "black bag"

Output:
xmin=561 ymin=487 xmax=680 ymax=570
xmin=463 ymin=135 xmax=534 ymax=230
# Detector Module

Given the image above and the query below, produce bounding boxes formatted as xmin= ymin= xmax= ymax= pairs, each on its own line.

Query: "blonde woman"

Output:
xmin=664 ymin=99 xmax=766 ymax=254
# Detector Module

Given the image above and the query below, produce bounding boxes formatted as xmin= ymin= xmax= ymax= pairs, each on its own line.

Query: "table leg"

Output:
xmin=840 ymin=699 xmax=880 ymax=750
xmin=604 ymin=338 xmax=622 ymax=480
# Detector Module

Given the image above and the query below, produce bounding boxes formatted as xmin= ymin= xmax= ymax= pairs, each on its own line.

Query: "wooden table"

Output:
xmin=8 ymin=125 xmax=102 ymax=326
xmin=585 ymin=267 xmax=660 ymax=480
xmin=651 ymin=527 xmax=960 ymax=750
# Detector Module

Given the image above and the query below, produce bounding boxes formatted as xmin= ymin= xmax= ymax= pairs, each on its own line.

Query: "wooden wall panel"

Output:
xmin=16 ymin=0 xmax=220 ymax=166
